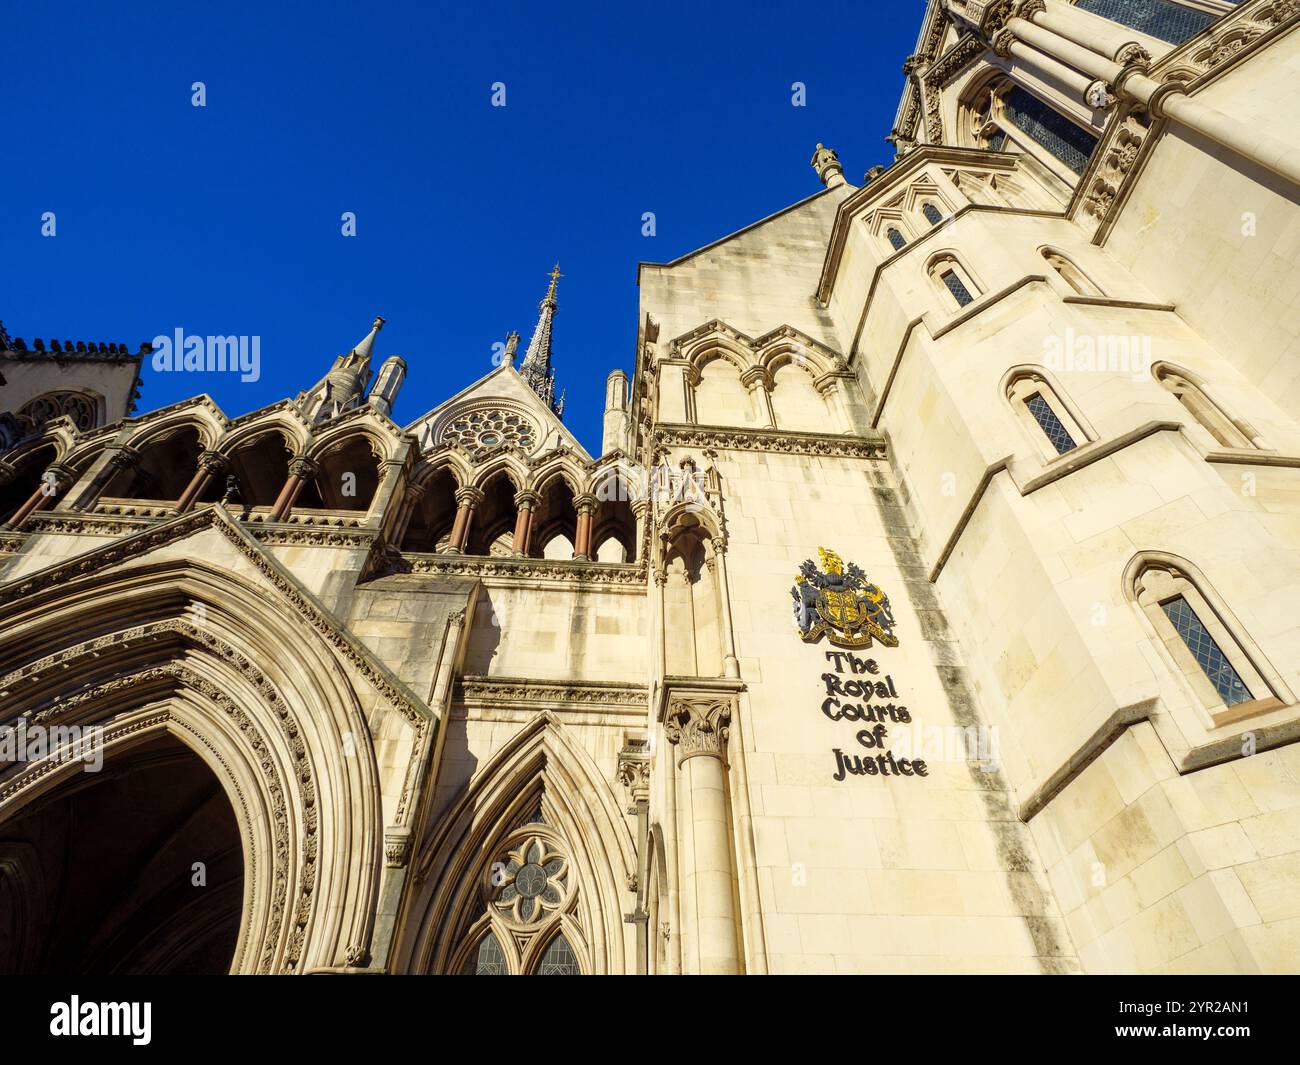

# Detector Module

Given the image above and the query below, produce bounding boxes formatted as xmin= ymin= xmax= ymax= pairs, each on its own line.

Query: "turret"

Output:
xmin=602 ymin=369 xmax=630 ymax=455
xmin=368 ymin=354 xmax=407 ymax=419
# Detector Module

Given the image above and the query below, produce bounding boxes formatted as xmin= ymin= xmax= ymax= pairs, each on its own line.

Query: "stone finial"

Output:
xmin=811 ymin=143 xmax=846 ymax=189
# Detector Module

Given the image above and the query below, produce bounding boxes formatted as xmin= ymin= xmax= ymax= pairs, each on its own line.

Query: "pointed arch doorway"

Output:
xmin=0 ymin=733 xmax=244 ymax=974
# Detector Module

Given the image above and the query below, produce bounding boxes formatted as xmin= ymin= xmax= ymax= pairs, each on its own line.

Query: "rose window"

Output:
xmin=442 ymin=408 xmax=537 ymax=455
xmin=490 ymin=836 xmax=568 ymax=924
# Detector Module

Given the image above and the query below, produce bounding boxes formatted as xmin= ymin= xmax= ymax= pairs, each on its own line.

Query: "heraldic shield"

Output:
xmin=791 ymin=548 xmax=898 ymax=649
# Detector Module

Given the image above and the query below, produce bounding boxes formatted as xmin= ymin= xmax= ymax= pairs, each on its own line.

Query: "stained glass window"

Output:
xmin=887 ymin=227 xmax=907 ymax=251
xmin=536 ymin=933 xmax=581 ymax=975
xmin=1076 ymin=0 xmax=1219 ymax=45
xmin=1003 ymin=87 xmax=1098 ymax=175
xmin=940 ymin=270 xmax=975 ymax=308
xmin=923 ymin=203 xmax=944 ymax=225
xmin=462 ymin=932 xmax=508 ymax=975
xmin=1025 ymin=392 xmax=1077 ymax=454
xmin=1161 ymin=596 xmax=1254 ymax=706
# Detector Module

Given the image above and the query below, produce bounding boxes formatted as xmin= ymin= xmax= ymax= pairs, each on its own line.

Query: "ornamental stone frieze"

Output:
xmin=653 ymin=423 xmax=886 ymax=460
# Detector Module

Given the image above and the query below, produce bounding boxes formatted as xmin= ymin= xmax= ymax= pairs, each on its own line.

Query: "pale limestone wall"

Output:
xmin=1103 ymin=35 xmax=1300 ymax=414
xmin=671 ymin=443 xmax=1075 ymax=973
xmin=0 ymin=357 xmax=139 ymax=425
xmin=640 ymin=188 xmax=850 ymax=352
xmin=461 ymin=580 xmax=646 ymax=682
xmin=1032 ymin=722 xmax=1300 ymax=973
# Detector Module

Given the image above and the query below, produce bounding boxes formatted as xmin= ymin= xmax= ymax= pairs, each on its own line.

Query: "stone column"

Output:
xmin=4 ymin=463 xmax=76 ymax=529
xmin=367 ymin=455 xmax=408 ymax=531
xmin=617 ymin=745 xmax=653 ymax=974
xmin=269 ymin=456 xmax=318 ymax=522
xmin=573 ymin=493 xmax=597 ymax=560
xmin=76 ymin=445 xmax=141 ymax=511
xmin=446 ymin=486 xmax=483 ymax=553
xmin=175 ymin=450 xmax=228 ymax=514
xmin=740 ymin=367 xmax=776 ymax=429
xmin=992 ymin=27 xmax=1095 ymax=104
xmin=511 ymin=489 xmax=539 ymax=556
xmin=709 ymin=537 xmax=741 ymax=679
xmin=1032 ymin=0 xmax=1164 ymax=64
xmin=666 ymin=696 xmax=740 ymax=975
xmin=631 ymin=497 xmax=650 ymax=565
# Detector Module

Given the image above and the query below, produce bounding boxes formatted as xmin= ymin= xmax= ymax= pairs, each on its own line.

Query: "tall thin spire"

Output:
xmin=520 ymin=263 xmax=563 ymax=415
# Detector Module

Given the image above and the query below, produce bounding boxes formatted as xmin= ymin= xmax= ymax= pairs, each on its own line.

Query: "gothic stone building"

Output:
xmin=2 ymin=0 xmax=1299 ymax=975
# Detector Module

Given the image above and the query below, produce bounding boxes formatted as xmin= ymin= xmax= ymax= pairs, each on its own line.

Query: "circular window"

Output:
xmin=442 ymin=408 xmax=539 ymax=455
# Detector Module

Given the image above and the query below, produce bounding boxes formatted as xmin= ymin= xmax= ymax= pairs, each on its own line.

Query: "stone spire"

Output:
xmin=519 ymin=264 xmax=563 ymax=416
xmin=297 ymin=315 xmax=386 ymax=423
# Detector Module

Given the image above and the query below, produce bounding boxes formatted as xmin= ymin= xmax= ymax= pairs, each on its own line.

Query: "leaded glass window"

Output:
xmin=987 ymin=129 xmax=1008 ymax=152
xmin=536 ymin=934 xmax=581 ymax=975
xmin=887 ymin=227 xmax=907 ymax=251
xmin=922 ymin=203 xmax=943 ymax=225
xmin=1161 ymin=596 xmax=1253 ymax=706
xmin=1076 ymin=0 xmax=1219 ymax=45
xmin=1002 ymin=87 xmax=1099 ymax=175
xmin=462 ymin=932 xmax=508 ymax=975
xmin=1025 ymin=392 xmax=1077 ymax=454
xmin=940 ymin=269 xmax=975 ymax=308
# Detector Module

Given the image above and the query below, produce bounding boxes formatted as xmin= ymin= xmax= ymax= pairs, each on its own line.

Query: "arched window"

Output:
xmin=460 ymin=932 xmax=508 ymax=975
xmin=1153 ymin=363 xmax=1262 ymax=449
xmin=536 ymin=933 xmax=581 ymax=975
xmin=1075 ymin=0 xmax=1220 ymax=45
xmin=1042 ymin=248 xmax=1105 ymax=297
xmin=1128 ymin=554 xmax=1290 ymax=721
xmin=922 ymin=202 xmax=944 ymax=226
xmin=1004 ymin=369 xmax=1092 ymax=460
xmin=886 ymin=227 xmax=907 ymax=251
xmin=969 ymin=81 xmax=1098 ymax=175
xmin=927 ymin=254 xmax=982 ymax=310
xmin=451 ymin=825 xmax=589 ymax=976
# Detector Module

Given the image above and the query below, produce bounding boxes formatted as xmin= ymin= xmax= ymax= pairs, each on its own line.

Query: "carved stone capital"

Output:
xmin=107 ymin=446 xmax=142 ymax=471
xmin=514 ymin=489 xmax=540 ymax=510
xmin=617 ymin=749 xmax=652 ymax=804
xmin=574 ymin=493 xmax=598 ymax=515
xmin=384 ymin=827 xmax=412 ymax=868
xmin=197 ymin=449 xmax=229 ymax=474
xmin=665 ymin=698 xmax=732 ymax=761
xmin=739 ymin=365 xmax=772 ymax=392
xmin=990 ymin=27 xmax=1018 ymax=57
xmin=455 ymin=485 xmax=484 ymax=507
xmin=288 ymin=455 xmax=318 ymax=479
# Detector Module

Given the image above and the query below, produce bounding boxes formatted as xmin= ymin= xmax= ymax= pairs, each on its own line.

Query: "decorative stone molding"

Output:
xmin=653 ymin=423 xmax=886 ymax=460
xmin=665 ymin=697 xmax=732 ymax=762
xmin=456 ymin=675 xmax=648 ymax=711
xmin=386 ymin=551 xmax=647 ymax=587
xmin=921 ymin=34 xmax=987 ymax=141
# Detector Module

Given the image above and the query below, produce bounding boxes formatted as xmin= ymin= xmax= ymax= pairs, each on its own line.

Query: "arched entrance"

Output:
xmin=0 ymin=734 xmax=243 ymax=974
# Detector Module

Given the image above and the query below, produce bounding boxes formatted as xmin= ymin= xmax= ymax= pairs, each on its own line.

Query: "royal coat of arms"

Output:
xmin=791 ymin=548 xmax=898 ymax=649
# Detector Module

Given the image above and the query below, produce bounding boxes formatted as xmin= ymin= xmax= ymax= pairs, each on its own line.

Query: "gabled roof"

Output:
xmin=402 ymin=362 xmax=591 ymax=463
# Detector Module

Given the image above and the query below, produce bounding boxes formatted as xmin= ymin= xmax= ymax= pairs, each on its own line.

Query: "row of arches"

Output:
xmin=1005 ymin=360 xmax=1266 ymax=462
xmin=399 ymin=463 xmax=638 ymax=563
xmin=0 ymin=415 xmax=391 ymax=527
xmin=0 ymin=409 xmax=642 ymax=564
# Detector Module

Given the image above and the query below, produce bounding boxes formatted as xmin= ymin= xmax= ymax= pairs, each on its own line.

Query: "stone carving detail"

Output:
xmin=653 ymin=424 xmax=886 ymax=460
xmin=1084 ymin=113 xmax=1147 ymax=220
xmin=617 ymin=747 xmax=652 ymax=803
xmin=389 ymin=551 xmax=646 ymax=586
xmin=457 ymin=675 xmax=648 ymax=710
xmin=665 ymin=698 xmax=732 ymax=760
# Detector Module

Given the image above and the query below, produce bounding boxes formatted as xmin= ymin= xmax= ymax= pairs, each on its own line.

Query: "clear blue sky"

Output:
xmin=3 ymin=0 xmax=920 ymax=453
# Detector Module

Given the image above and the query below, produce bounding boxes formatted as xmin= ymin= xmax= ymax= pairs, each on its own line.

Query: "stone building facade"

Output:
xmin=1 ymin=0 xmax=1298 ymax=974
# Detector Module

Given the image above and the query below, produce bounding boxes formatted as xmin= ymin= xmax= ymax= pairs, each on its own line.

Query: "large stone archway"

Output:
xmin=0 ymin=732 xmax=243 ymax=974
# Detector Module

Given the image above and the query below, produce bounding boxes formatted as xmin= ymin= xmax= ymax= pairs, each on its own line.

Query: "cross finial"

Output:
xmin=547 ymin=262 xmax=563 ymax=294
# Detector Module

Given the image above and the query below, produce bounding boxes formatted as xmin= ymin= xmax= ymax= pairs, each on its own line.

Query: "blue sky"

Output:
xmin=3 ymin=0 xmax=920 ymax=453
